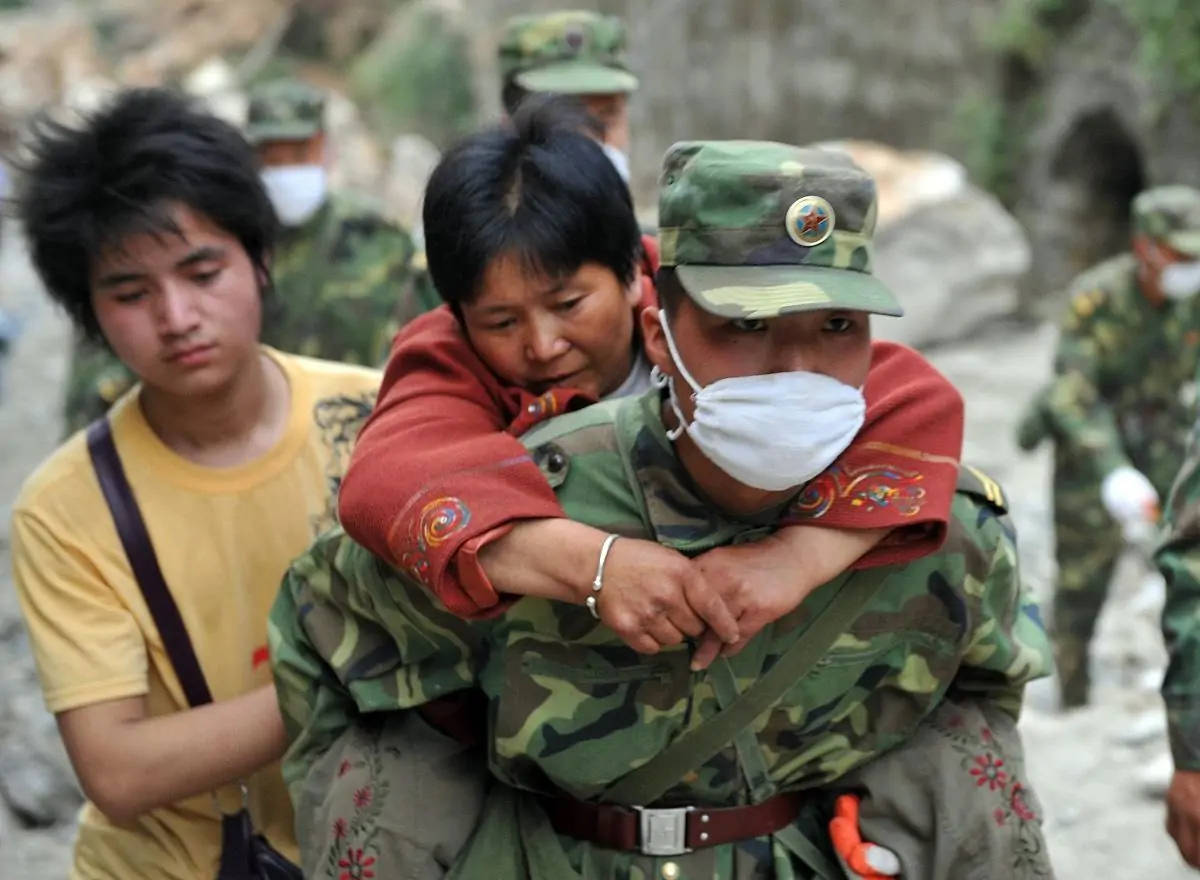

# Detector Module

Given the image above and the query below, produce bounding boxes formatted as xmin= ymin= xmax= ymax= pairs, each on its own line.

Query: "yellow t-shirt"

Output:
xmin=10 ymin=348 xmax=380 ymax=880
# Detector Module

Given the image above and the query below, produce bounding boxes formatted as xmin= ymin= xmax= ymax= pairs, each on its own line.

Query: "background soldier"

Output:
xmin=497 ymin=9 xmax=638 ymax=182
xmin=1017 ymin=185 xmax=1200 ymax=708
xmin=1156 ymin=413 xmax=1200 ymax=869
xmin=60 ymin=78 xmax=438 ymax=433
xmin=248 ymin=78 xmax=438 ymax=361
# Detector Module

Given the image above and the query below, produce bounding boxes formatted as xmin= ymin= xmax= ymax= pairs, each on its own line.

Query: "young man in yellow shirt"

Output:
xmin=9 ymin=88 xmax=380 ymax=879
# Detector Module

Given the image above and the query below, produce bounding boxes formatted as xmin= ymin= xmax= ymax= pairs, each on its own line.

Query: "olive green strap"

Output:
xmin=709 ymin=658 xmax=777 ymax=803
xmin=776 ymin=822 xmax=844 ymax=879
xmin=602 ymin=573 xmax=880 ymax=807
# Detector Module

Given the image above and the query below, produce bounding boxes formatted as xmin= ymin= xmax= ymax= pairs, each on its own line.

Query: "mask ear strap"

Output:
xmin=651 ymin=364 xmax=689 ymax=439
xmin=664 ymin=386 xmax=688 ymax=441
xmin=658 ymin=309 xmax=703 ymax=396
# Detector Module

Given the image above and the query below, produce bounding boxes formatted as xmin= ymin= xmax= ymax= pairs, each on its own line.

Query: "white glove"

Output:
xmin=1100 ymin=466 xmax=1160 ymax=529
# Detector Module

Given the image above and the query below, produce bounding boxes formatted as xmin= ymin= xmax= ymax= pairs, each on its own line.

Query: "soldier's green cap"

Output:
xmin=245 ymin=79 xmax=326 ymax=145
xmin=658 ymin=140 xmax=902 ymax=320
xmin=1132 ymin=185 xmax=1200 ymax=258
xmin=498 ymin=10 xmax=638 ymax=95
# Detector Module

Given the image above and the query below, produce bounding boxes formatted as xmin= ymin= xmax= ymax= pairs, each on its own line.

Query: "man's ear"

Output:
xmin=640 ymin=306 xmax=672 ymax=374
xmin=255 ymin=261 xmax=274 ymax=297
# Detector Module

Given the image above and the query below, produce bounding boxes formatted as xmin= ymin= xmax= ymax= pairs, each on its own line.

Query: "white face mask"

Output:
xmin=1161 ymin=260 xmax=1200 ymax=300
xmin=601 ymin=142 xmax=631 ymax=184
xmin=654 ymin=310 xmax=866 ymax=491
xmin=261 ymin=165 xmax=327 ymax=227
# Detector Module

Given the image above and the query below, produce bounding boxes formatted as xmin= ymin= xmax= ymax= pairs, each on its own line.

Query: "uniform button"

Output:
xmin=661 ymin=862 xmax=680 ymax=880
xmin=527 ymin=404 xmax=538 ymax=414
xmin=547 ymin=451 xmax=567 ymax=473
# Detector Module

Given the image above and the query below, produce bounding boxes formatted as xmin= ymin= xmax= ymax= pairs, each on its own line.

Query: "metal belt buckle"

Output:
xmin=635 ymin=805 xmax=694 ymax=856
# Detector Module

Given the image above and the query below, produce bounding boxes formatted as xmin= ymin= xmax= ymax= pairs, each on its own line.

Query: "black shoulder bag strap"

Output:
xmin=86 ymin=417 xmax=302 ymax=880
xmin=86 ymin=417 xmax=213 ymax=707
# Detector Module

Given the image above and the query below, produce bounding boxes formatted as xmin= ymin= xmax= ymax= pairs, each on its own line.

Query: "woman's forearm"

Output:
xmin=477 ymin=518 xmax=610 ymax=603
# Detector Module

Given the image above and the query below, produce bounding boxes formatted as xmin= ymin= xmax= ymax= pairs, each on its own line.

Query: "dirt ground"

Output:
xmin=0 ymin=228 xmax=1194 ymax=877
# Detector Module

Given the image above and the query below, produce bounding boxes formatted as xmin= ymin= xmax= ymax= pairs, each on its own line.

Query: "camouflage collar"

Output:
xmin=615 ymin=391 xmax=789 ymax=555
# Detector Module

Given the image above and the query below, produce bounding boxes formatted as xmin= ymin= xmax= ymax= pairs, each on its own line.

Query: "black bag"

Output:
xmin=87 ymin=418 xmax=303 ymax=880
xmin=218 ymin=800 xmax=304 ymax=880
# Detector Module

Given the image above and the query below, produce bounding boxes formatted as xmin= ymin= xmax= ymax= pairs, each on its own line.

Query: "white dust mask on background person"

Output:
xmin=260 ymin=165 xmax=327 ymax=227
xmin=600 ymin=142 xmax=631 ymax=183
xmin=1160 ymin=260 xmax=1200 ymax=300
xmin=653 ymin=309 xmax=866 ymax=491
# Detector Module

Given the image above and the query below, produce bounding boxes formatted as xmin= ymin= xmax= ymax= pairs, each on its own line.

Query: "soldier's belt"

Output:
xmin=543 ymin=792 xmax=805 ymax=856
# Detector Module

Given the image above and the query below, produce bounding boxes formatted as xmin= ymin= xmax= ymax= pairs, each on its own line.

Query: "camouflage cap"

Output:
xmin=245 ymin=79 xmax=326 ymax=145
xmin=658 ymin=140 xmax=902 ymax=319
xmin=1132 ymin=185 xmax=1200 ymax=258
xmin=498 ymin=10 xmax=638 ymax=95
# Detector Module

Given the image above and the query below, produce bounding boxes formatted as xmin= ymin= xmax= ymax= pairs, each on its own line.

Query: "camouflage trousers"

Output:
xmin=294 ymin=699 xmax=1051 ymax=879
xmin=1049 ymin=453 xmax=1124 ymax=708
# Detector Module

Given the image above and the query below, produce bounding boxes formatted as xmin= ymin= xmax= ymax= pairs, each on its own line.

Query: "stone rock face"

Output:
xmin=1012 ymin=4 xmax=1155 ymax=314
xmin=827 ymin=141 xmax=1031 ymax=349
xmin=460 ymin=0 xmax=1009 ymax=205
xmin=108 ymin=0 xmax=288 ymax=87
xmin=0 ymin=229 xmax=80 ymax=836
xmin=324 ymin=89 xmax=389 ymax=202
xmin=0 ymin=9 xmax=107 ymax=118
xmin=384 ymin=134 xmax=442 ymax=230
xmin=348 ymin=1 xmax=477 ymax=145
xmin=997 ymin=2 xmax=1200 ymax=314
xmin=0 ymin=640 xmax=82 ymax=827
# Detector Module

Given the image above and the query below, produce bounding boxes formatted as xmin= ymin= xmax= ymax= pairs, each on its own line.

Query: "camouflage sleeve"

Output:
xmin=1037 ymin=293 xmax=1131 ymax=480
xmin=269 ymin=528 xmax=483 ymax=803
xmin=1155 ymin=423 xmax=1200 ymax=771
xmin=948 ymin=502 xmax=1054 ymax=720
xmin=269 ymin=552 xmax=356 ymax=805
xmin=336 ymin=218 xmax=419 ymax=367
xmin=274 ymin=207 xmax=432 ymax=368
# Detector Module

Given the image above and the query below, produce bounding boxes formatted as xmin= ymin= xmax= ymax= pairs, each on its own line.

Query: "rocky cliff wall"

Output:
xmin=463 ymin=0 xmax=1008 ymax=204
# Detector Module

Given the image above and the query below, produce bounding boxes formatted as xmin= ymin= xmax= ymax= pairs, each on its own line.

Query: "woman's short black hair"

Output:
xmin=422 ymin=94 xmax=640 ymax=312
xmin=15 ymin=87 xmax=277 ymax=341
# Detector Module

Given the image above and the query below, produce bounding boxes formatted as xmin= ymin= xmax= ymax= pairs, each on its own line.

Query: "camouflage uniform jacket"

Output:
xmin=266 ymin=192 xmax=439 ymax=364
xmin=271 ymin=391 xmax=1052 ymax=878
xmin=61 ymin=193 xmax=438 ymax=434
xmin=1018 ymin=254 xmax=1200 ymax=493
xmin=1156 ymin=412 xmax=1200 ymax=771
